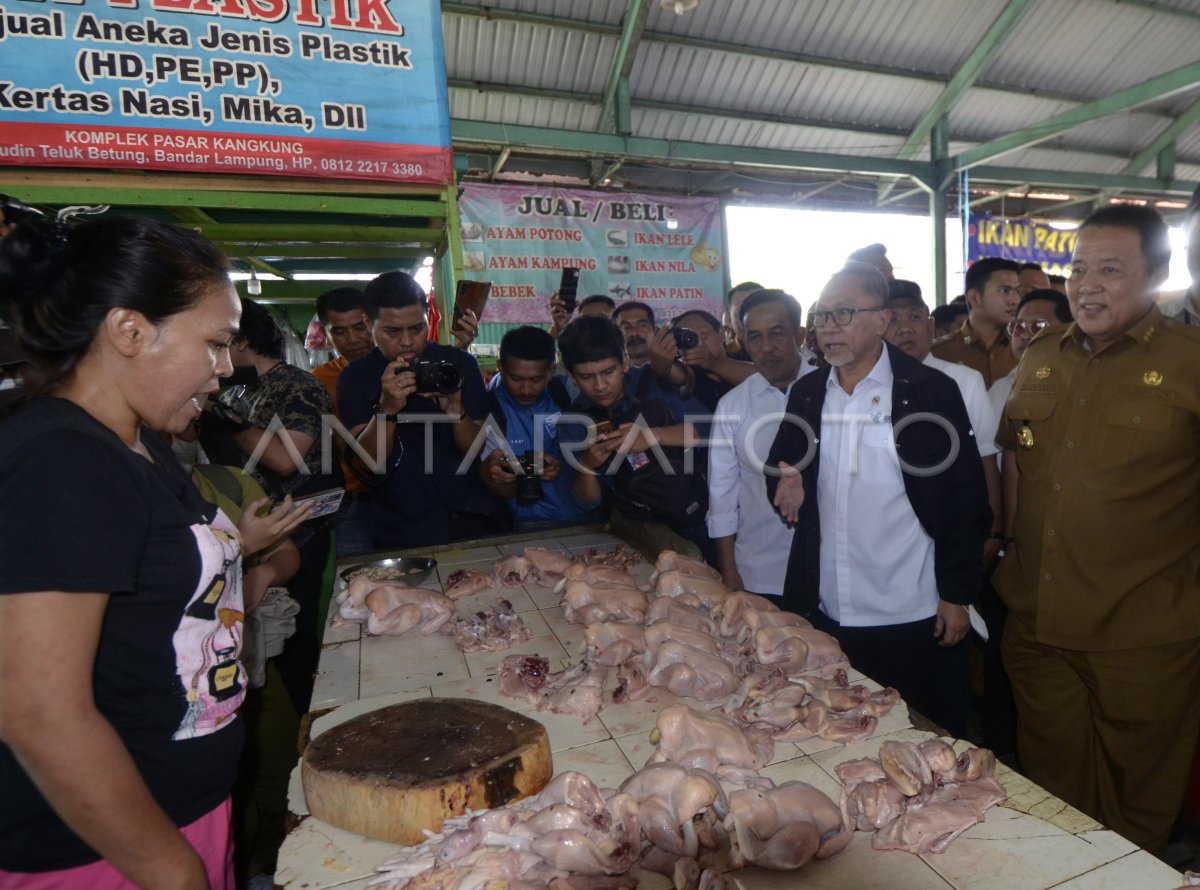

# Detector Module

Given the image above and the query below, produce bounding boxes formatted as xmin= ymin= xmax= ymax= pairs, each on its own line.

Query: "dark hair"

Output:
xmin=578 ymin=294 xmax=616 ymax=313
xmin=887 ymin=279 xmax=923 ymax=303
xmin=557 ymin=315 xmax=625 ymax=372
xmin=499 ymin=325 xmax=556 ymax=366
xmin=1017 ymin=288 xmax=1072 ymax=324
xmin=612 ymin=300 xmax=656 ymax=327
xmin=932 ymin=303 xmax=969 ymax=329
xmin=949 ymin=294 xmax=967 ymax=304
xmin=0 ymin=215 xmax=230 ymax=391
xmin=830 ymin=261 xmax=889 ymax=307
xmin=1188 ymin=184 xmax=1200 ymax=218
xmin=674 ymin=309 xmax=722 ymax=333
xmin=1019 ymin=261 xmax=1045 ymax=272
xmin=739 ymin=289 xmax=801 ymax=328
xmin=1078 ymin=204 xmax=1171 ymax=278
xmin=315 ymin=286 xmax=366 ymax=324
xmin=236 ymin=297 xmax=285 ymax=360
xmin=363 ymin=270 xmax=426 ymax=320
xmin=725 ymin=280 xmax=764 ymax=307
xmin=1048 ymin=274 xmax=1067 ymax=287
xmin=965 ymin=257 xmax=1021 ymax=297
xmin=847 ymin=243 xmax=887 ymax=263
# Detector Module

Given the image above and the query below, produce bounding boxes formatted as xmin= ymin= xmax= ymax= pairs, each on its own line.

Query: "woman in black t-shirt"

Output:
xmin=0 ymin=216 xmax=248 ymax=888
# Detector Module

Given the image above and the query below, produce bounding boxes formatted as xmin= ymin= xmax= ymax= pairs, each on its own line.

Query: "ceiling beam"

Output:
xmin=441 ymin=2 xmax=1165 ymax=111
xmin=489 ymin=147 xmax=511 ymax=180
xmin=955 ymin=62 xmax=1200 ymax=170
xmin=598 ymin=0 xmax=651 ymax=135
xmin=1 ymin=185 xmax=448 ymax=219
xmin=449 ymin=77 xmax=911 ymax=140
xmin=1025 ymin=98 xmax=1200 ymax=214
xmin=451 ymin=118 xmax=932 ymax=179
xmin=878 ymin=0 xmax=1035 ymax=202
xmin=167 ymin=206 xmax=291 ymax=278
xmin=971 ymin=163 xmax=1196 ymax=194
xmin=185 ymin=223 xmax=445 ymax=243
xmin=219 ymin=244 xmax=428 ymax=260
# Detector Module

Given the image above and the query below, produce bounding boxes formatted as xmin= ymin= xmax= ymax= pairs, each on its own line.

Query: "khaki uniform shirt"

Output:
xmin=932 ymin=319 xmax=1017 ymax=388
xmin=994 ymin=307 xmax=1200 ymax=650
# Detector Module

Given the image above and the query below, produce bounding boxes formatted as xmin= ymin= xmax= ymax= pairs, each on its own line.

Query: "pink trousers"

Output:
xmin=0 ymin=797 xmax=234 ymax=889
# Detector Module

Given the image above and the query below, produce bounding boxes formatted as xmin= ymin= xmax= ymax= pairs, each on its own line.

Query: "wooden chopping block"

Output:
xmin=301 ymin=697 xmax=552 ymax=845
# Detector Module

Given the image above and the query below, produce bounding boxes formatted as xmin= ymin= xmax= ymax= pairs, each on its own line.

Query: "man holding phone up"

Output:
xmin=336 ymin=271 xmax=500 ymax=549
xmin=479 ymin=327 xmax=596 ymax=530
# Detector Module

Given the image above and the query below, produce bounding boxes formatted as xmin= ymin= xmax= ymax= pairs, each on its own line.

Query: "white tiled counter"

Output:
xmin=278 ymin=530 xmax=1186 ymax=890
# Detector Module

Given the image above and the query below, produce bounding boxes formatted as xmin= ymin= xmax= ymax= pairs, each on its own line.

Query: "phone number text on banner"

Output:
xmin=0 ymin=0 xmax=452 ymax=184
xmin=458 ymin=183 xmax=726 ymax=325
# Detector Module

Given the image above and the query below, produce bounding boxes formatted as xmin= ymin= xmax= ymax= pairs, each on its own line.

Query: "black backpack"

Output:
xmin=609 ymin=371 xmax=709 ymax=527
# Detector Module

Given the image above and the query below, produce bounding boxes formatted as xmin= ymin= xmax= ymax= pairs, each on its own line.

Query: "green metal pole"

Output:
xmin=931 ymin=116 xmax=951 ymax=307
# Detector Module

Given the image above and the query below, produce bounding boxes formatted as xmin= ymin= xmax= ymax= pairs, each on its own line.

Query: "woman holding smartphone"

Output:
xmin=0 ymin=214 xmax=246 ymax=888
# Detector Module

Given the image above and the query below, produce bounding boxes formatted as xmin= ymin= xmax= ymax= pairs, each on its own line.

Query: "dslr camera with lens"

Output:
xmin=398 ymin=360 xmax=462 ymax=395
xmin=505 ymin=451 xmax=544 ymax=505
xmin=671 ymin=326 xmax=699 ymax=350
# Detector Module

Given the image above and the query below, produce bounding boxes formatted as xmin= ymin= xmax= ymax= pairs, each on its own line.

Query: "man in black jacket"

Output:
xmin=766 ymin=263 xmax=991 ymax=737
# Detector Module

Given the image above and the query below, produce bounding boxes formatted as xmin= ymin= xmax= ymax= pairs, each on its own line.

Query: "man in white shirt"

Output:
xmin=707 ymin=290 xmax=816 ymax=595
xmin=884 ymin=281 xmax=1005 ymax=562
xmin=767 ymin=263 xmax=990 ymax=737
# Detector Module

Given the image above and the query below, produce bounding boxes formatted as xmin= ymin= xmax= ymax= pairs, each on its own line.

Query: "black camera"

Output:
xmin=398 ymin=360 xmax=462 ymax=395
xmin=672 ymin=326 xmax=699 ymax=350
xmin=510 ymin=451 xmax=544 ymax=505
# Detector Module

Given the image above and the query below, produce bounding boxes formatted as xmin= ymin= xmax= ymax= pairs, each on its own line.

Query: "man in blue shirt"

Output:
xmin=557 ymin=315 xmax=716 ymax=565
xmin=335 ymin=271 xmax=499 ymax=548
xmin=479 ymin=326 xmax=595 ymax=530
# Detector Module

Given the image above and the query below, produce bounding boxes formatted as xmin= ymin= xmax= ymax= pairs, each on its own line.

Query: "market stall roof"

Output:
xmin=445 ymin=0 xmax=1200 ymax=216
xmin=2 ymin=0 xmax=1198 ymax=297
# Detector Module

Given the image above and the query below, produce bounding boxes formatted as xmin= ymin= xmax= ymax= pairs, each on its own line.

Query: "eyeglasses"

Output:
xmin=991 ymin=285 xmax=1023 ymax=299
xmin=1006 ymin=318 xmax=1051 ymax=336
xmin=809 ymin=307 xmax=885 ymax=328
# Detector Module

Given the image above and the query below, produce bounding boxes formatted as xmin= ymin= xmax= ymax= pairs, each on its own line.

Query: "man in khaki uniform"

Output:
xmin=932 ymin=257 xmax=1022 ymax=387
xmin=995 ymin=204 xmax=1200 ymax=853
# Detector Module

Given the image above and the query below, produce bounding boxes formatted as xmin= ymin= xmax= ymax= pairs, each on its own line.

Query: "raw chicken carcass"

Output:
xmin=842 ymin=778 xmax=908 ymax=831
xmin=715 ymin=591 xmax=782 ymax=638
xmin=726 ymin=781 xmax=850 ymax=869
xmin=561 ymin=580 xmax=647 ymax=625
xmin=583 ymin=622 xmax=646 ymax=666
xmin=655 ymin=549 xmax=722 ymax=581
xmin=643 ymin=620 xmax=724 ymax=659
xmin=649 ymin=704 xmax=773 ymax=774
xmin=646 ymin=640 xmax=740 ymax=700
xmin=443 ymin=569 xmax=494 ymax=600
xmin=645 ymin=597 xmax=717 ymax=635
xmin=494 ymin=554 xmax=535 ymax=586
xmin=654 ymin=570 xmax=730 ymax=610
xmin=451 ymin=599 xmax=532 ymax=652
xmin=878 ymin=740 xmax=935 ymax=797
xmin=559 ymin=563 xmax=641 ymax=590
xmin=619 ymin=763 xmax=724 ymax=856
xmin=364 ymin=584 xmax=456 ymax=636
xmin=870 ymin=798 xmax=982 ymax=854
xmin=523 ymin=547 xmax=576 ymax=580
xmin=498 ymin=655 xmax=609 ymax=724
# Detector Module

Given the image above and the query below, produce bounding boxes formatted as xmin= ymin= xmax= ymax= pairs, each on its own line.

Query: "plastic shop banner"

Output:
xmin=0 ymin=0 xmax=451 ymax=183
xmin=458 ymin=183 xmax=726 ymax=324
xmin=966 ymin=215 xmax=1077 ymax=275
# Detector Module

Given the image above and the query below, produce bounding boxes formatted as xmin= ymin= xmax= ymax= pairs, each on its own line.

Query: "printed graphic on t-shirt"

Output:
xmin=172 ymin=512 xmax=246 ymax=740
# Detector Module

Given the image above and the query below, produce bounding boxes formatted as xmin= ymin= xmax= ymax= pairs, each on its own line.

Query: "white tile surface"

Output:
xmin=285 ymin=530 xmax=1171 ymax=890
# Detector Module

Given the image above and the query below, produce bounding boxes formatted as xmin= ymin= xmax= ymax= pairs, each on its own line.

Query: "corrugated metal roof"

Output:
xmin=444 ymin=0 xmax=1200 ymax=207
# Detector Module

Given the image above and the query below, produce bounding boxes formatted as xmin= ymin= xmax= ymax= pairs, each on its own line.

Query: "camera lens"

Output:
xmin=412 ymin=360 xmax=463 ymax=394
xmin=514 ymin=451 xmax=544 ymax=504
xmin=672 ymin=327 xmax=699 ymax=350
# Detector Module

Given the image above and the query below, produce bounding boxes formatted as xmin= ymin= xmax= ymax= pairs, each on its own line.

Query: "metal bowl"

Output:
xmin=338 ymin=557 xmax=438 ymax=586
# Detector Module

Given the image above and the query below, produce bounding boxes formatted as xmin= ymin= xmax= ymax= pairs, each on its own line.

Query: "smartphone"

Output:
xmin=271 ymin=487 xmax=345 ymax=520
xmin=559 ymin=267 xmax=580 ymax=314
xmin=592 ymin=419 xmax=615 ymax=439
xmin=453 ymin=280 xmax=491 ymax=325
